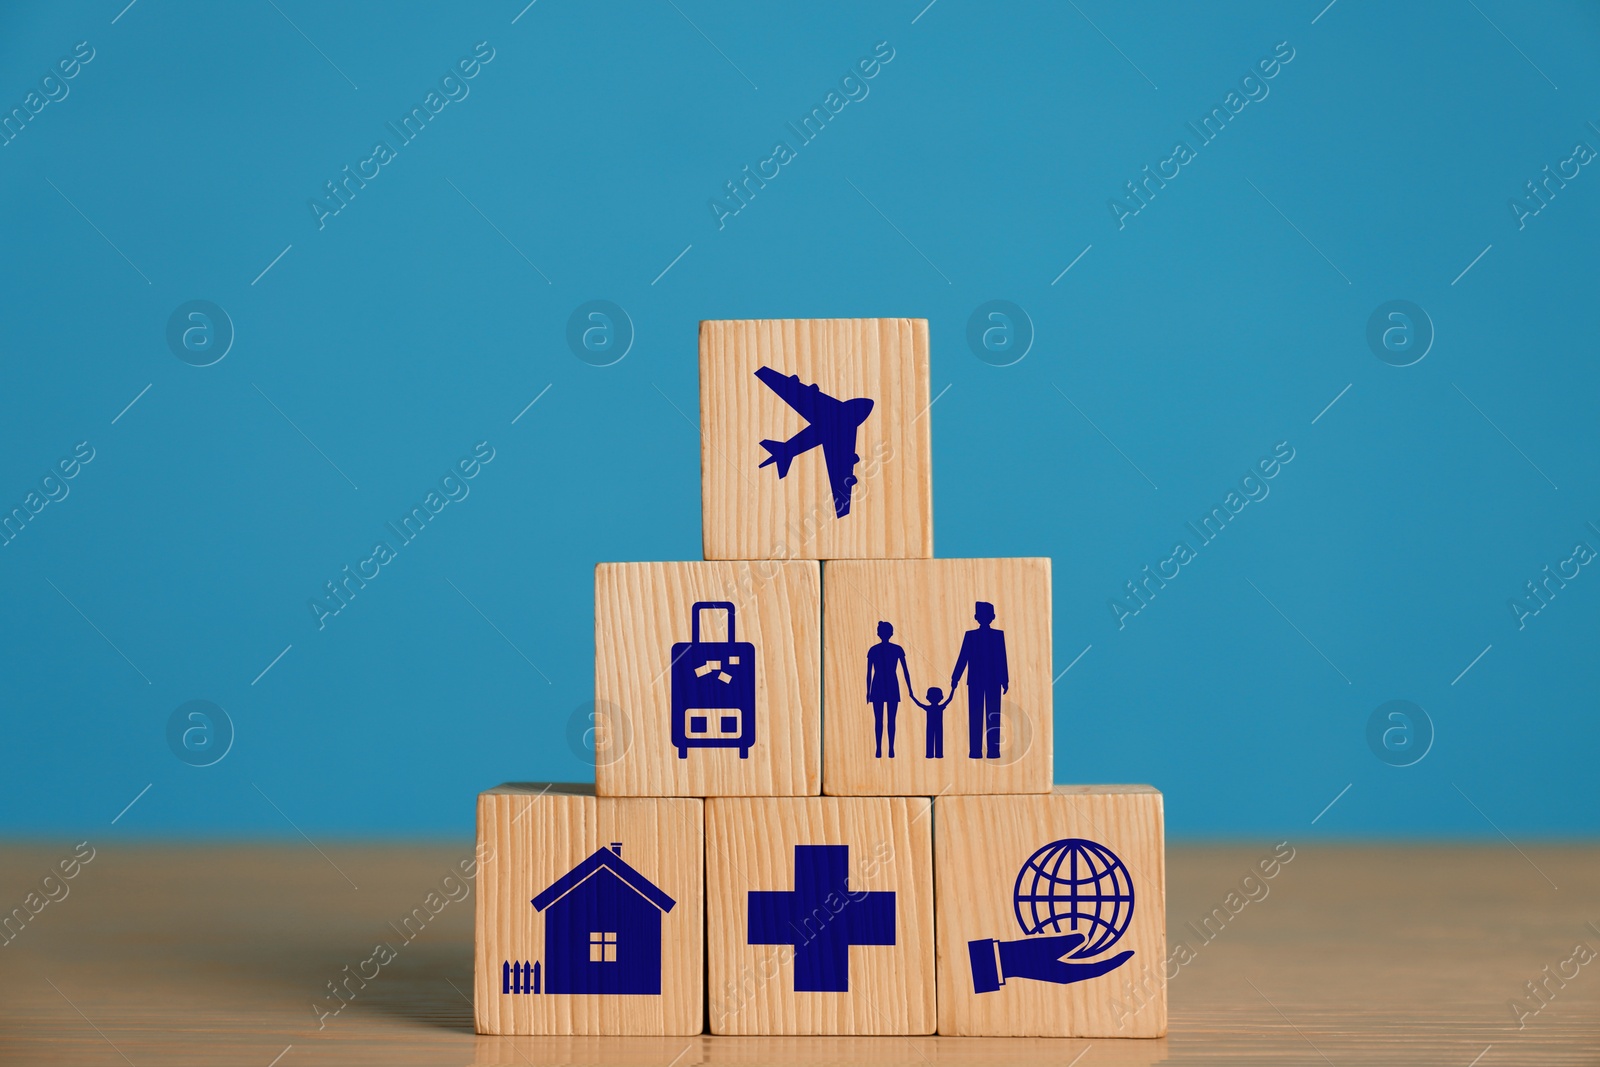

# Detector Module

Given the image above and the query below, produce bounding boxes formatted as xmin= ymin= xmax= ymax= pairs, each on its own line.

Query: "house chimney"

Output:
xmin=609 ymin=842 xmax=622 ymax=856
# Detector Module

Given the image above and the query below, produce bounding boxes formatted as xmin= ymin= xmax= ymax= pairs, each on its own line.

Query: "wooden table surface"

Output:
xmin=1 ymin=843 xmax=1595 ymax=1065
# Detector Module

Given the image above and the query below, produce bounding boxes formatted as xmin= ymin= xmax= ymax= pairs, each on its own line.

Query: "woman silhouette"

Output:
xmin=865 ymin=621 xmax=913 ymax=758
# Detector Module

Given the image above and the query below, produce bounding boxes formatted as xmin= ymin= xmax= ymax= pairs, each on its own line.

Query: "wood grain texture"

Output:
xmin=594 ymin=561 xmax=821 ymax=797
xmin=705 ymin=796 xmax=935 ymax=1035
xmin=699 ymin=318 xmax=933 ymax=561
xmin=474 ymin=784 xmax=702 ymax=1035
xmin=822 ymin=558 xmax=1052 ymax=795
xmin=936 ymin=786 xmax=1166 ymax=1037
xmin=5 ymin=843 xmax=1599 ymax=1064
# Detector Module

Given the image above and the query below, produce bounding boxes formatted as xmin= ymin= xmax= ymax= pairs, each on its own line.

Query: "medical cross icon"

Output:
xmin=746 ymin=844 xmax=896 ymax=993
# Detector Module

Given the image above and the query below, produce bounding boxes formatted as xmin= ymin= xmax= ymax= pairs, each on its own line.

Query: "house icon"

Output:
xmin=530 ymin=842 xmax=676 ymax=995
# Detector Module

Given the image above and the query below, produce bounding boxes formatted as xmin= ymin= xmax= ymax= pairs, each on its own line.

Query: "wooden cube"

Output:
xmin=705 ymin=796 xmax=935 ymax=1035
xmin=821 ymin=558 xmax=1052 ymax=795
xmin=595 ymin=561 xmax=821 ymax=796
xmin=699 ymin=318 xmax=933 ymax=561
xmin=474 ymin=784 xmax=703 ymax=1035
xmin=935 ymin=786 xmax=1167 ymax=1037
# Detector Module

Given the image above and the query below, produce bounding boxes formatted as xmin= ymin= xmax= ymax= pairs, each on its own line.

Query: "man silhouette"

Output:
xmin=950 ymin=601 xmax=1008 ymax=760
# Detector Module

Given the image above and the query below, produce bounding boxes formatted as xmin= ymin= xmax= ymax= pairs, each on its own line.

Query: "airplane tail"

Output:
xmin=758 ymin=439 xmax=796 ymax=478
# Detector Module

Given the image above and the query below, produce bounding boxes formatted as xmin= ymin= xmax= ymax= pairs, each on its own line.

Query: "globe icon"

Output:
xmin=1013 ymin=837 xmax=1134 ymax=958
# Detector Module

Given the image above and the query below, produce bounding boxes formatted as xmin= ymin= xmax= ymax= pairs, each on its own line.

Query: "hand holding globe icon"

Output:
xmin=969 ymin=837 xmax=1136 ymax=994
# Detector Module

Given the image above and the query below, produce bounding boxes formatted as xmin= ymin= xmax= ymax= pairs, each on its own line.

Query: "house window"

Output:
xmin=589 ymin=931 xmax=617 ymax=963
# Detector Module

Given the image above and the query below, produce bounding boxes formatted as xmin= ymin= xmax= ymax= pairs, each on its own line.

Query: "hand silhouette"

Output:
xmin=968 ymin=932 xmax=1134 ymax=993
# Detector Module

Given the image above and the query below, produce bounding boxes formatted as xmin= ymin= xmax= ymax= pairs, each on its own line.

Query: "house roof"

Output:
xmin=531 ymin=847 xmax=676 ymax=914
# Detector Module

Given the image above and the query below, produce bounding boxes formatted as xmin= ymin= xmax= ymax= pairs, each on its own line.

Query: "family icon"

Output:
xmin=865 ymin=601 xmax=1009 ymax=760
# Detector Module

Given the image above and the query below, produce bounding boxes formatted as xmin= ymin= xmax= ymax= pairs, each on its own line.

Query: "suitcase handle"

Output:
xmin=690 ymin=601 xmax=736 ymax=644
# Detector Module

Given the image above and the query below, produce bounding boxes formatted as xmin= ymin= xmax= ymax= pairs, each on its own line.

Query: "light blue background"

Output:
xmin=2 ymin=1 xmax=1595 ymax=839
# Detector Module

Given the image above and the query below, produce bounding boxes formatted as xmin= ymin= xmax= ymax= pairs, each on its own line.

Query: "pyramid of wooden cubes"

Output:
xmin=475 ymin=319 xmax=1167 ymax=1038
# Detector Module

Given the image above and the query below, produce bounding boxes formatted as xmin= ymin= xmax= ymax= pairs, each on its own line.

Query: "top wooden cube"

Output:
xmin=699 ymin=319 xmax=933 ymax=561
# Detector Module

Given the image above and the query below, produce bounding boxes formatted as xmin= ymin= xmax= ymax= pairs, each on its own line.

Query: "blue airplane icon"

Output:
xmin=754 ymin=367 xmax=875 ymax=519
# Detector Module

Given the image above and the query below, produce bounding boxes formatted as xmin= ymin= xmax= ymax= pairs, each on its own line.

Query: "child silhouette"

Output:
xmin=910 ymin=685 xmax=950 ymax=759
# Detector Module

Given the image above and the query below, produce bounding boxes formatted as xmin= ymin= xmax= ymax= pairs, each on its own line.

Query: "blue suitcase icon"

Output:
xmin=670 ymin=601 xmax=756 ymax=759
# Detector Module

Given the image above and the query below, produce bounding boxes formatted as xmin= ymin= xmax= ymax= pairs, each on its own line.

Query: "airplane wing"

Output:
xmin=818 ymin=431 xmax=862 ymax=519
xmin=754 ymin=366 xmax=827 ymax=422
